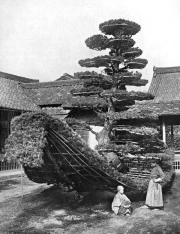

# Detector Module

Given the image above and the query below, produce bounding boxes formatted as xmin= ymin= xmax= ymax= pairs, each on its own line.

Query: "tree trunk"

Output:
xmin=94 ymin=117 xmax=112 ymax=145
xmin=95 ymin=126 xmax=111 ymax=145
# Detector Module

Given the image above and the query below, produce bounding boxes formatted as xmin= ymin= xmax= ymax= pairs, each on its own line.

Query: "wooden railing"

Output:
xmin=0 ymin=161 xmax=20 ymax=171
xmin=174 ymin=151 xmax=180 ymax=172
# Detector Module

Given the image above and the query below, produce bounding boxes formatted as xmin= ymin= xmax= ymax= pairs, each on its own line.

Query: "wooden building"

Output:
xmin=148 ymin=66 xmax=180 ymax=172
xmin=0 ymin=72 xmax=40 ymax=171
xmin=21 ymin=67 xmax=180 ymax=163
xmin=2 ymin=66 xmax=180 ymax=173
xmin=118 ymin=66 xmax=180 ymax=172
xmin=0 ymin=73 xmax=101 ymax=172
xmin=21 ymin=76 xmax=104 ymax=146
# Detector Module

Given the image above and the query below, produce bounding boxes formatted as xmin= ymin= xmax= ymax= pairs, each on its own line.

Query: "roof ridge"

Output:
xmin=21 ymin=79 xmax=82 ymax=89
xmin=153 ymin=66 xmax=180 ymax=74
xmin=0 ymin=71 xmax=39 ymax=83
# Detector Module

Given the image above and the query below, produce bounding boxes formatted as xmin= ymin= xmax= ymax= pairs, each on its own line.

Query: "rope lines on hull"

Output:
xmin=47 ymin=129 xmax=134 ymax=191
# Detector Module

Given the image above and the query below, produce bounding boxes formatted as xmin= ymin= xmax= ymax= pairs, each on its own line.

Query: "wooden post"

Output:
xmin=162 ymin=118 xmax=166 ymax=144
xmin=171 ymin=124 xmax=174 ymax=148
xmin=20 ymin=162 xmax=23 ymax=198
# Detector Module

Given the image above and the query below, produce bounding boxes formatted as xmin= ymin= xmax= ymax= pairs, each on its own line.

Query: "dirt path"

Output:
xmin=0 ymin=175 xmax=180 ymax=234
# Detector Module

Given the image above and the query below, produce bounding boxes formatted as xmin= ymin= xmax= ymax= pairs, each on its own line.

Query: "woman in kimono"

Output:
xmin=112 ymin=185 xmax=132 ymax=216
xmin=145 ymin=159 xmax=165 ymax=210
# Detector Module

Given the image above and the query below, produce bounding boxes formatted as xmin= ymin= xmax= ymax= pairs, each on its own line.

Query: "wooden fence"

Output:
xmin=0 ymin=161 xmax=20 ymax=171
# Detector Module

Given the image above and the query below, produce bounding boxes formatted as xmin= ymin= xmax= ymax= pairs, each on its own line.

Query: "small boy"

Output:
xmin=112 ymin=185 xmax=132 ymax=216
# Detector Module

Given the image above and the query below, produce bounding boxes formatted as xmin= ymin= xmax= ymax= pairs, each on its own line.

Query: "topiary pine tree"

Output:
xmin=71 ymin=19 xmax=154 ymax=157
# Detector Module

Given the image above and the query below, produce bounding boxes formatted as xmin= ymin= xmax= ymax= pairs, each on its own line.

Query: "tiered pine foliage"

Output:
xmin=69 ymin=18 xmax=174 ymax=197
xmin=71 ymin=18 xmax=154 ymax=157
xmin=1 ymin=112 xmax=174 ymax=199
xmin=107 ymin=104 xmax=175 ymax=199
xmin=0 ymin=112 xmax=136 ymax=191
xmin=67 ymin=114 xmax=175 ymax=199
xmin=0 ymin=18 xmax=174 ymax=198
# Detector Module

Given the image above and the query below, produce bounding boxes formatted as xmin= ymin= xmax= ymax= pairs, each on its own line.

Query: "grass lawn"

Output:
xmin=0 ymin=175 xmax=180 ymax=234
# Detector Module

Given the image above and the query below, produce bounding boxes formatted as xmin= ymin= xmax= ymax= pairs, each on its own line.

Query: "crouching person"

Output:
xmin=112 ymin=185 xmax=133 ymax=216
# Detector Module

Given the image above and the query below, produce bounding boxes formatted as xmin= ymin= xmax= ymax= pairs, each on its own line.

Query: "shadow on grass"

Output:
xmin=0 ymin=179 xmax=20 ymax=191
xmin=6 ymin=186 xmax=115 ymax=233
xmin=3 ymin=174 xmax=180 ymax=234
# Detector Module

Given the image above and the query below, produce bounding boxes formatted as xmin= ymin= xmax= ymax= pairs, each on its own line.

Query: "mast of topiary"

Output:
xmin=71 ymin=19 xmax=153 ymax=159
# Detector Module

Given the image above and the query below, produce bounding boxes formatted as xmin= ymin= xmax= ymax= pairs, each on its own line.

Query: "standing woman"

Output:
xmin=145 ymin=159 xmax=165 ymax=210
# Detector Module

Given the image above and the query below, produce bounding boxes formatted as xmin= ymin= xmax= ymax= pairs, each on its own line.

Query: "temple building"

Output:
xmin=1 ymin=66 xmax=180 ymax=172
xmin=148 ymin=66 xmax=180 ymax=172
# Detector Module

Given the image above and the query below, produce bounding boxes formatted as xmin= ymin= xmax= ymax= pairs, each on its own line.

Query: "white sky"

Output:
xmin=0 ymin=0 xmax=180 ymax=91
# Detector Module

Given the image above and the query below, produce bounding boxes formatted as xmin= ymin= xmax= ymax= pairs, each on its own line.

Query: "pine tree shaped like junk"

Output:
xmin=72 ymin=19 xmax=153 ymax=162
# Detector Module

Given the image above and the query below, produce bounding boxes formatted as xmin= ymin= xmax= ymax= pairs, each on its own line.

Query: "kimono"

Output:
xmin=112 ymin=192 xmax=132 ymax=215
xmin=145 ymin=164 xmax=165 ymax=209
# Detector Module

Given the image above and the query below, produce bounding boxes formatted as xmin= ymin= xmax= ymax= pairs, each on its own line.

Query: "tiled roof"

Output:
xmin=22 ymin=79 xmax=107 ymax=108
xmin=22 ymin=80 xmax=82 ymax=106
xmin=0 ymin=71 xmax=39 ymax=83
xmin=22 ymin=79 xmax=81 ymax=89
xmin=153 ymin=66 xmax=180 ymax=74
xmin=0 ymin=77 xmax=40 ymax=111
xmin=117 ymin=100 xmax=180 ymax=120
xmin=113 ymin=66 xmax=180 ymax=120
xmin=55 ymin=73 xmax=74 ymax=81
xmin=148 ymin=66 xmax=180 ymax=101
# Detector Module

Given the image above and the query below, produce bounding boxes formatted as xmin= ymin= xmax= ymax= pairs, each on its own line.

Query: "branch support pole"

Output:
xmin=171 ymin=123 xmax=174 ymax=148
xmin=162 ymin=118 xmax=166 ymax=144
xmin=20 ymin=163 xmax=24 ymax=198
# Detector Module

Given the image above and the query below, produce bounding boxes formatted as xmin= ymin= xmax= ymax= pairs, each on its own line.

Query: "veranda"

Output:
xmin=0 ymin=109 xmax=21 ymax=172
xmin=161 ymin=115 xmax=180 ymax=173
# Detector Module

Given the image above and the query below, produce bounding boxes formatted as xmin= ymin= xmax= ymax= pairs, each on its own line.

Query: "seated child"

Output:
xmin=112 ymin=185 xmax=132 ymax=216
